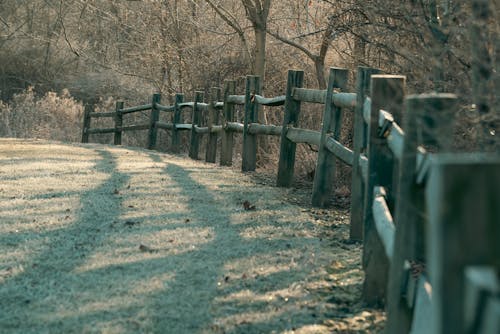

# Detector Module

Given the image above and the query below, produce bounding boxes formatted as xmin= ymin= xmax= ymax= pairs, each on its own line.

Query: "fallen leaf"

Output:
xmin=184 ymin=218 xmax=190 ymax=223
xmin=124 ymin=221 xmax=140 ymax=227
xmin=113 ymin=189 xmax=120 ymax=195
xmin=139 ymin=244 xmax=157 ymax=253
xmin=243 ymin=200 xmax=256 ymax=211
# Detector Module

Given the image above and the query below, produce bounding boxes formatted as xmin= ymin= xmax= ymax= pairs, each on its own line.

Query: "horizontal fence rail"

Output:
xmin=81 ymin=64 xmax=499 ymax=334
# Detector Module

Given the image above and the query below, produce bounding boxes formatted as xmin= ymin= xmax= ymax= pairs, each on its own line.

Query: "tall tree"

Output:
xmin=204 ymin=0 xmax=271 ymax=88
xmin=241 ymin=0 xmax=271 ymax=85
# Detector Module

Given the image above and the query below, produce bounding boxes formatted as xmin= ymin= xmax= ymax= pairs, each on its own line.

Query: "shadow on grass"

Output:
xmin=0 ymin=148 xmax=130 ymax=332
xmin=0 ymin=147 xmax=350 ymax=333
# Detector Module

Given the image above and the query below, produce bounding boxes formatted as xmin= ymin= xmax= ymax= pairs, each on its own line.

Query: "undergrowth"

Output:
xmin=0 ymin=87 xmax=83 ymax=142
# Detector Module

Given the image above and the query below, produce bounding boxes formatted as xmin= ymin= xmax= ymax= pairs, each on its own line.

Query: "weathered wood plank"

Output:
xmin=194 ymin=126 xmax=209 ymax=134
xmin=254 ymin=94 xmax=286 ymax=106
xmin=86 ymin=127 xmax=116 ymax=134
xmin=362 ymin=74 xmax=405 ymax=306
xmin=210 ymin=125 xmax=223 ymax=133
xmin=206 ymin=87 xmax=221 ymax=163
xmin=242 ymin=76 xmax=260 ymax=172
xmin=471 ymin=0 xmax=496 ymax=149
xmin=248 ymin=123 xmax=283 ymax=136
xmin=171 ymin=93 xmax=184 ymax=153
xmin=386 ymin=94 xmax=457 ymax=334
xmin=147 ymin=93 xmax=161 ymax=150
xmin=120 ymin=104 xmax=152 ymax=114
xmin=292 ymin=88 xmax=356 ymax=109
xmin=377 ymin=109 xmax=405 ymax=160
xmin=175 ymin=124 xmax=192 ymax=130
xmin=359 ymin=154 xmax=368 ymax=181
xmin=311 ymin=68 xmax=349 ymax=207
xmin=387 ymin=123 xmax=404 ymax=161
xmin=372 ymin=187 xmax=395 ymax=260
xmin=178 ymin=102 xmax=195 ymax=109
xmin=285 ymin=128 xmax=320 ymax=146
xmin=277 ymin=70 xmax=304 ymax=187
xmin=189 ymin=92 xmax=204 ymax=160
xmin=114 ymin=101 xmax=124 ymax=145
xmin=220 ymin=81 xmax=236 ymax=166
xmin=415 ymin=146 xmax=429 ymax=185
xmin=409 ymin=275 xmax=433 ymax=334
xmin=332 ymin=93 xmax=357 ymax=108
xmin=350 ymin=67 xmax=380 ymax=240
xmin=196 ymin=103 xmax=209 ymax=111
xmin=292 ymin=88 xmax=326 ymax=104
xmin=363 ymin=96 xmax=372 ymax=124
xmin=225 ymin=122 xmax=244 ymax=133
xmin=156 ymin=103 xmax=175 ymax=112
xmin=227 ymin=95 xmax=245 ymax=105
xmin=377 ymin=109 xmax=394 ymax=135
xmin=155 ymin=122 xmax=174 ymax=130
xmin=426 ymin=153 xmax=500 ymax=334
xmin=479 ymin=297 xmax=500 ymax=334
xmin=324 ymin=137 xmax=354 ymax=166
xmin=464 ymin=266 xmax=499 ymax=333
xmin=81 ymin=104 xmax=92 ymax=143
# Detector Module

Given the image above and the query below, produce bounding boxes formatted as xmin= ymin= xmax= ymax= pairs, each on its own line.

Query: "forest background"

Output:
xmin=0 ymin=0 xmax=498 ymax=179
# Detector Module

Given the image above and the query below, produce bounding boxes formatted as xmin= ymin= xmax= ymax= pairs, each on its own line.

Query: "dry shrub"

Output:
xmin=0 ymin=87 xmax=83 ymax=142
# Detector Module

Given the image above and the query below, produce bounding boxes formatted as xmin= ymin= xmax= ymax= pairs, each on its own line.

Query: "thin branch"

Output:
xmin=58 ymin=0 xmax=80 ymax=57
xmin=266 ymin=29 xmax=316 ymax=60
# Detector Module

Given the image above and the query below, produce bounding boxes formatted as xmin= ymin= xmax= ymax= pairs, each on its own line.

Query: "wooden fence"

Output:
xmin=82 ymin=66 xmax=499 ymax=333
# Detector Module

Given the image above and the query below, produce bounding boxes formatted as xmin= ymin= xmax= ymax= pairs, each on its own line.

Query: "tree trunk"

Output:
xmin=254 ymin=26 xmax=267 ymax=88
xmin=314 ymin=58 xmax=327 ymax=89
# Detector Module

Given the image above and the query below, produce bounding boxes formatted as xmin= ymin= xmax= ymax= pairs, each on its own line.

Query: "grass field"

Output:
xmin=0 ymin=138 xmax=384 ymax=333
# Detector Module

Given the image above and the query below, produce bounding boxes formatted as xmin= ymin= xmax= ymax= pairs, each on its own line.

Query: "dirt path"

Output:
xmin=0 ymin=138 xmax=384 ymax=333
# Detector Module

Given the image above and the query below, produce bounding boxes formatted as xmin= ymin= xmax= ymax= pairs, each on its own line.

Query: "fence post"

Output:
xmin=114 ymin=101 xmax=124 ymax=145
xmin=362 ymin=75 xmax=405 ymax=306
xmin=189 ymin=91 xmax=204 ymax=159
xmin=206 ymin=87 xmax=221 ymax=163
xmin=81 ymin=104 xmax=92 ymax=143
xmin=426 ymin=154 xmax=500 ymax=334
xmin=220 ymin=81 xmax=236 ymax=166
xmin=350 ymin=67 xmax=380 ymax=240
xmin=311 ymin=67 xmax=348 ymax=207
xmin=171 ymin=93 xmax=184 ymax=153
xmin=386 ymin=94 xmax=457 ymax=334
xmin=276 ymin=70 xmax=304 ymax=187
xmin=147 ymin=93 xmax=161 ymax=150
xmin=470 ymin=0 xmax=496 ymax=149
xmin=242 ymin=75 xmax=261 ymax=172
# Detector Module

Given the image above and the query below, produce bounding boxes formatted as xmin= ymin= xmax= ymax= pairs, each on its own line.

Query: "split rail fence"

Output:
xmin=82 ymin=66 xmax=499 ymax=334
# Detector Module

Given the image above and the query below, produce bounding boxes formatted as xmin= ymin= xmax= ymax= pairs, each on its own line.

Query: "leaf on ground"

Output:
xmin=139 ymin=244 xmax=157 ymax=253
xmin=243 ymin=200 xmax=256 ymax=211
xmin=124 ymin=221 xmax=140 ymax=227
xmin=113 ymin=189 xmax=120 ymax=195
